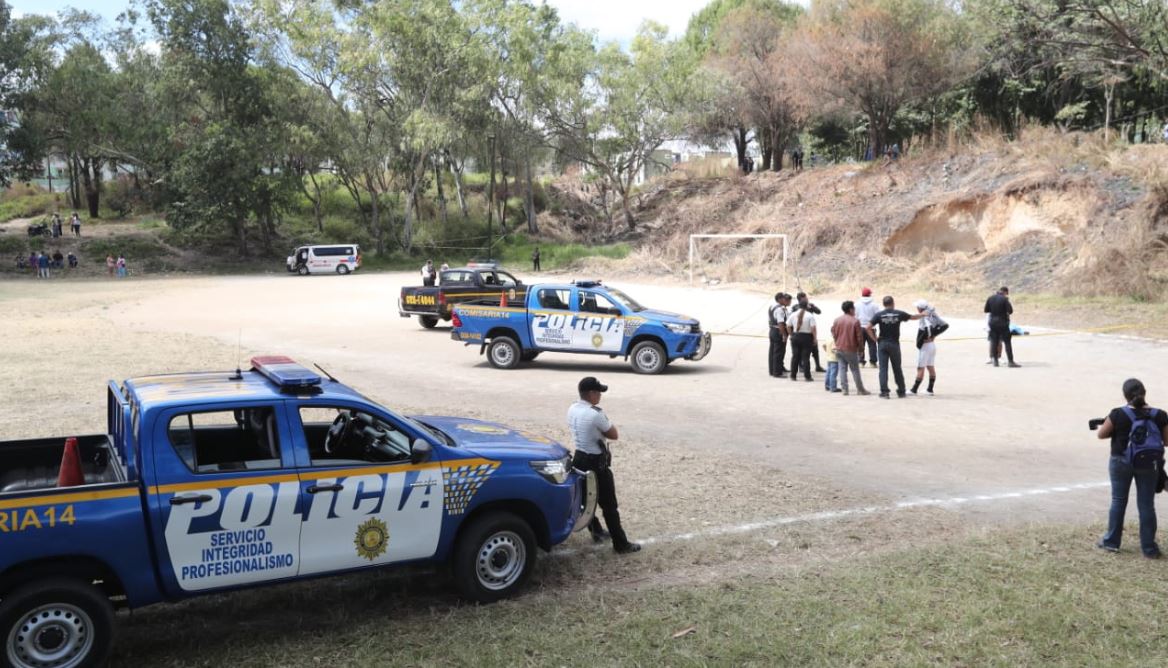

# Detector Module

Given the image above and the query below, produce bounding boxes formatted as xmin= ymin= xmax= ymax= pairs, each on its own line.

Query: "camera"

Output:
xmin=1088 ymin=418 xmax=1105 ymax=431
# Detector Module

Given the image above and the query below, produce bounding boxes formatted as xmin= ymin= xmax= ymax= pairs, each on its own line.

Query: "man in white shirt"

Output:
xmin=855 ymin=287 xmax=880 ymax=366
xmin=567 ymin=377 xmax=640 ymax=554
xmin=786 ymin=303 xmax=817 ymax=381
xmin=421 ymin=259 xmax=435 ymax=286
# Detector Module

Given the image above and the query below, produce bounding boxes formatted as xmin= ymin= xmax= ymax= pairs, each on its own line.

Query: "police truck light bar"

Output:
xmin=251 ymin=355 xmax=323 ymax=390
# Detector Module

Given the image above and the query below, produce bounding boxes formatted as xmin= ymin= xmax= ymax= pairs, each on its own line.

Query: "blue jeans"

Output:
xmin=1102 ymin=456 xmax=1159 ymax=555
xmin=825 ymin=361 xmax=839 ymax=391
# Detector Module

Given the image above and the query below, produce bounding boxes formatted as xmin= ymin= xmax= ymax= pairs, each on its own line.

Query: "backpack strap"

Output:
xmin=1122 ymin=406 xmax=1138 ymax=423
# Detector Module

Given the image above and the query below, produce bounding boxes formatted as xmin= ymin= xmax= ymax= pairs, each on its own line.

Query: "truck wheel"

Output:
xmin=487 ymin=337 xmax=520 ymax=369
xmin=452 ymin=511 xmax=536 ymax=603
xmin=1 ymin=578 xmax=114 ymax=668
xmin=630 ymin=341 xmax=667 ymax=374
xmin=297 ymin=265 xmax=309 ymax=276
xmin=419 ymin=316 xmax=439 ymax=329
xmin=336 ymin=264 xmax=350 ymax=275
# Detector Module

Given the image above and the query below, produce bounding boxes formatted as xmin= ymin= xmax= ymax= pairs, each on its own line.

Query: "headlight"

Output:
xmin=665 ymin=322 xmax=690 ymax=334
xmin=530 ymin=455 xmax=571 ymax=484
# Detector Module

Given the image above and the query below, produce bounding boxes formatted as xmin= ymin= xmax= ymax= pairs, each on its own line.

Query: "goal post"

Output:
xmin=688 ymin=233 xmax=788 ymax=288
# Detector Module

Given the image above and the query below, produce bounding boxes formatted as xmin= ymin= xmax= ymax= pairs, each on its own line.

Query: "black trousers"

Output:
xmin=790 ymin=332 xmax=814 ymax=379
xmin=572 ymin=451 xmax=630 ymax=549
xmin=861 ymin=333 xmax=878 ymax=364
xmin=989 ymin=323 xmax=1014 ymax=363
xmin=423 ymin=276 xmax=435 ymax=287
xmin=768 ymin=330 xmax=787 ymax=376
xmin=533 ymin=258 xmax=541 ymax=271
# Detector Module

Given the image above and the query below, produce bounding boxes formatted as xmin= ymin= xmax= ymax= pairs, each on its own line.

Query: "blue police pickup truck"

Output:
xmin=0 ymin=356 xmax=596 ymax=668
xmin=450 ymin=280 xmax=712 ymax=374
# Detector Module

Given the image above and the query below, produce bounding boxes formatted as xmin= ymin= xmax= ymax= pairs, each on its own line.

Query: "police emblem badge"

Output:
xmin=591 ymin=333 xmax=603 ymax=348
xmin=354 ymin=517 xmax=389 ymax=561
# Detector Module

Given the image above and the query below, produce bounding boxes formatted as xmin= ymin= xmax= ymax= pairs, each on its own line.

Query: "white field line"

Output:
xmin=556 ymin=481 xmax=1109 ymax=556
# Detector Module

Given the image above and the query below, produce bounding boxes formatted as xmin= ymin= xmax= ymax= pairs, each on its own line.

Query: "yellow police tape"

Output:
xmin=711 ymin=322 xmax=1144 ymax=342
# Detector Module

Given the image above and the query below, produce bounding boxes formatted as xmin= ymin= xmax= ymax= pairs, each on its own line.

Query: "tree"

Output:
xmin=148 ymin=0 xmax=296 ymax=254
xmin=710 ymin=4 xmax=805 ymax=170
xmin=795 ymin=0 xmax=972 ymax=156
xmin=21 ymin=31 xmax=118 ymax=216
xmin=547 ymin=22 xmax=692 ymax=229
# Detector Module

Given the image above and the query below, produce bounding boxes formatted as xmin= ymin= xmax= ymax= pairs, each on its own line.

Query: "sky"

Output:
xmin=9 ymin=0 xmax=712 ymax=44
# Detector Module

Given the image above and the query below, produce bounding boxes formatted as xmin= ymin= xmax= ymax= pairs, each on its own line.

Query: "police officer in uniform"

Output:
xmin=568 ymin=377 xmax=641 ymax=554
xmin=768 ymin=292 xmax=790 ymax=377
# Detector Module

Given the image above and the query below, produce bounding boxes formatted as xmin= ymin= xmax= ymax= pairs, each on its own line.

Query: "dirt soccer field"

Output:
xmin=2 ymin=271 xmax=1166 ymax=665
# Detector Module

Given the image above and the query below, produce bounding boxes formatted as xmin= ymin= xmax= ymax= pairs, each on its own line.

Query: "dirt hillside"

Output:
xmin=559 ymin=128 xmax=1168 ymax=300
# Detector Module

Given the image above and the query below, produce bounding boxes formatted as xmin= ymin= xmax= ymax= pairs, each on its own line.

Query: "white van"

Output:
xmin=287 ymin=244 xmax=362 ymax=275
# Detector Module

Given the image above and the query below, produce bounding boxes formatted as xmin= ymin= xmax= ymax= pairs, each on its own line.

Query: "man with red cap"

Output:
xmin=856 ymin=287 xmax=880 ymax=366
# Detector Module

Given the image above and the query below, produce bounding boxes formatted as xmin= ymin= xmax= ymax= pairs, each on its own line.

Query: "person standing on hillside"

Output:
xmin=866 ymin=296 xmax=923 ymax=399
xmin=856 ymin=287 xmax=880 ymax=367
xmin=568 ymin=376 xmax=641 ymax=554
xmin=532 ymin=246 xmax=541 ymax=272
xmin=768 ymin=292 xmax=790 ymax=377
xmin=911 ymin=300 xmax=948 ymax=396
xmin=36 ymin=250 xmax=49 ymax=279
xmin=116 ymin=254 xmax=127 ymax=278
xmin=106 ymin=254 xmax=115 ymax=278
xmin=70 ymin=212 xmax=81 ymax=237
xmin=787 ymin=300 xmax=817 ymax=382
xmin=831 ymin=301 xmax=869 ymax=396
xmin=985 ymin=286 xmax=1020 ymax=367
xmin=1096 ymin=378 xmax=1166 ymax=558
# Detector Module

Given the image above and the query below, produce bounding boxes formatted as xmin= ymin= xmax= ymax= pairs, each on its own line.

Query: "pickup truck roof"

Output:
xmin=124 ymin=369 xmax=369 ymax=411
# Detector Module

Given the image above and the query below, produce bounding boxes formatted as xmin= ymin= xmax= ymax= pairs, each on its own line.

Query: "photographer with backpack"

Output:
xmin=1095 ymin=379 xmax=1168 ymax=558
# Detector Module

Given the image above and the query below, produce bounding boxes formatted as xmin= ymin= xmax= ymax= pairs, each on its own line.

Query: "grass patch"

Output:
xmin=109 ymin=524 xmax=1161 ymax=666
xmin=496 ymin=237 xmax=631 ymax=270
xmin=0 ymin=185 xmax=65 ymax=222
xmin=79 ymin=237 xmax=172 ymax=268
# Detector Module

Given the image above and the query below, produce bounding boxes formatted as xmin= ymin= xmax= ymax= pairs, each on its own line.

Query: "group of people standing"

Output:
xmin=769 ymin=287 xmax=950 ymax=398
xmin=48 ymin=212 xmax=83 ymax=238
xmin=22 ymin=250 xmax=78 ymax=278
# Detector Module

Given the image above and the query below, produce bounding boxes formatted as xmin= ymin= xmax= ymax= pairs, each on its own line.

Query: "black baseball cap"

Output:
xmin=578 ymin=377 xmax=608 ymax=394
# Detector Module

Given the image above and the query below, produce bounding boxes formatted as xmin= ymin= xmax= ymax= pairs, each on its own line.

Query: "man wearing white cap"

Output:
xmin=911 ymin=299 xmax=948 ymax=395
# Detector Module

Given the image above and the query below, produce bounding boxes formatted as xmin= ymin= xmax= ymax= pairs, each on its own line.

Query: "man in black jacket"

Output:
xmin=985 ymin=287 xmax=1020 ymax=368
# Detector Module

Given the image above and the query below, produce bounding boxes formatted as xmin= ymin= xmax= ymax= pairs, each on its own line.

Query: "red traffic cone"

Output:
xmin=57 ymin=437 xmax=84 ymax=488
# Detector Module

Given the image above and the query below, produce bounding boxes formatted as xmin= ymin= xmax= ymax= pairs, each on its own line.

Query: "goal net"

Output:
xmin=688 ymin=234 xmax=788 ymax=287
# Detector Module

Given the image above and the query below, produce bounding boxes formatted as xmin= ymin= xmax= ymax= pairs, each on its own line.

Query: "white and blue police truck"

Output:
xmin=0 ymin=356 xmax=596 ymax=667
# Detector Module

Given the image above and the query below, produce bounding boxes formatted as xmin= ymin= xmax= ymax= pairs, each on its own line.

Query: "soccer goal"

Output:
xmin=688 ymin=233 xmax=789 ymax=287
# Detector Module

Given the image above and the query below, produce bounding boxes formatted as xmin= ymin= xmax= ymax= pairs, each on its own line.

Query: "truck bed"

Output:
xmin=0 ymin=434 xmax=127 ymax=494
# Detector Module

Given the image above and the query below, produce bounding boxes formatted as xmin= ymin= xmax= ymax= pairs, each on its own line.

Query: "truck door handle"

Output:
xmin=409 ymin=480 xmax=435 ymax=488
xmin=307 ymin=483 xmax=344 ymax=494
xmin=169 ymin=494 xmax=213 ymax=506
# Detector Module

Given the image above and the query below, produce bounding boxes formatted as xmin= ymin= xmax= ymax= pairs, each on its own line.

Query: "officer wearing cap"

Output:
xmin=567 ymin=376 xmax=641 ymax=554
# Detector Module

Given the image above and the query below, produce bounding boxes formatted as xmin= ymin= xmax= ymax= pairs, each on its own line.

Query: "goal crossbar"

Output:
xmin=688 ymin=233 xmax=788 ymax=287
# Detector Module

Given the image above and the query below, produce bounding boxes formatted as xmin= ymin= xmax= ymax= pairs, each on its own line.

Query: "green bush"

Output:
xmin=104 ymin=177 xmax=137 ymax=217
xmin=0 ymin=234 xmax=31 ymax=256
xmin=321 ymin=217 xmax=372 ymax=249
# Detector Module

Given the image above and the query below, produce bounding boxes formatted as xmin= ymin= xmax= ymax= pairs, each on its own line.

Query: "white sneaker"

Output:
xmin=927 ymin=390 xmax=934 ymax=396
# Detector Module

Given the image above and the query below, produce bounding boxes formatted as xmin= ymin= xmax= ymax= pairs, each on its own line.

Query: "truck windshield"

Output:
xmin=604 ymin=288 xmax=645 ymax=313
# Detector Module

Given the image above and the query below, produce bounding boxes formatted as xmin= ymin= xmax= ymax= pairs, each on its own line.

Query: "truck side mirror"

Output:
xmin=411 ymin=440 xmax=432 ymax=464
